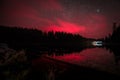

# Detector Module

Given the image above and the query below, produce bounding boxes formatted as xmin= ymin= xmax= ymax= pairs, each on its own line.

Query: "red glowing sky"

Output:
xmin=0 ymin=0 xmax=120 ymax=38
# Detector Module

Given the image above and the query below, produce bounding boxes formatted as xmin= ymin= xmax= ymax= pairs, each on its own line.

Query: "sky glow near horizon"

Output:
xmin=0 ymin=0 xmax=120 ymax=38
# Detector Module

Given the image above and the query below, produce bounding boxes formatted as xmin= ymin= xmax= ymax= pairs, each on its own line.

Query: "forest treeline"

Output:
xmin=105 ymin=23 xmax=120 ymax=44
xmin=104 ymin=23 xmax=120 ymax=62
xmin=0 ymin=25 xmax=91 ymax=52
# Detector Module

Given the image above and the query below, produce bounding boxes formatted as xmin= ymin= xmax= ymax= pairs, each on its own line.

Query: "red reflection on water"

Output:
xmin=51 ymin=48 xmax=116 ymax=73
xmin=52 ymin=53 xmax=85 ymax=64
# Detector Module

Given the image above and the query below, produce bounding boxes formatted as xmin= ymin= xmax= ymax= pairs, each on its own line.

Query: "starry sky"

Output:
xmin=0 ymin=0 xmax=120 ymax=39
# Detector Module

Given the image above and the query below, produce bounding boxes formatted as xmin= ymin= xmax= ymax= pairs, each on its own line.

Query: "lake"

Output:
xmin=45 ymin=48 xmax=120 ymax=75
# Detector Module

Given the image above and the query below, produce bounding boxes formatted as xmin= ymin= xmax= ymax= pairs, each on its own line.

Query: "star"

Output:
xmin=96 ymin=9 xmax=100 ymax=13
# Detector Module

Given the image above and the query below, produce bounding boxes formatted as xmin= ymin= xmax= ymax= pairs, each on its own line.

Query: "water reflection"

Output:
xmin=47 ymin=48 xmax=120 ymax=74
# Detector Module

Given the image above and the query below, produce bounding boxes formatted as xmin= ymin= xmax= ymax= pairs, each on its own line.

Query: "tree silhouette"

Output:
xmin=0 ymin=25 xmax=92 ymax=54
xmin=104 ymin=23 xmax=120 ymax=63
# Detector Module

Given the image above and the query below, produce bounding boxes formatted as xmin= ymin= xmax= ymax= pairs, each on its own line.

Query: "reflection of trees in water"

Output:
xmin=105 ymin=47 xmax=120 ymax=64
xmin=45 ymin=47 xmax=86 ymax=56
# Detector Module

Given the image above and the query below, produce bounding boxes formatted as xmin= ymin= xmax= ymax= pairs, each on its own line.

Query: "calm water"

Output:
xmin=46 ymin=48 xmax=120 ymax=74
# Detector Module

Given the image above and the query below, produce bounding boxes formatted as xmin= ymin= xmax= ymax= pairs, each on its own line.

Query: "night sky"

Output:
xmin=0 ymin=0 xmax=120 ymax=39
